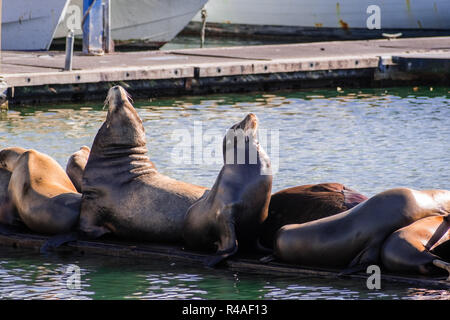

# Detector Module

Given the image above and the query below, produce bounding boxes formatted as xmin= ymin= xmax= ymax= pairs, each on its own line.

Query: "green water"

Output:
xmin=0 ymin=86 xmax=449 ymax=299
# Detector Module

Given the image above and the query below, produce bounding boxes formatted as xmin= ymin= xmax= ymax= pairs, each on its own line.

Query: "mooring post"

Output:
xmin=82 ymin=0 xmax=104 ymax=55
xmin=65 ymin=30 xmax=75 ymax=71
xmin=102 ymin=0 xmax=113 ymax=53
xmin=0 ymin=0 xmax=2 ymax=72
xmin=200 ymin=7 xmax=207 ymax=48
xmin=0 ymin=0 xmax=8 ymax=112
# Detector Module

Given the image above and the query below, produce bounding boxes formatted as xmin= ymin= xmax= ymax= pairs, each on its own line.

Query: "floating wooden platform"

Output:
xmin=2 ymin=37 xmax=450 ymax=105
xmin=0 ymin=227 xmax=448 ymax=290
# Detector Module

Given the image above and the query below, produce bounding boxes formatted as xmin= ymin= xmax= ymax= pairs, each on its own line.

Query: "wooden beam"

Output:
xmin=0 ymin=228 xmax=448 ymax=290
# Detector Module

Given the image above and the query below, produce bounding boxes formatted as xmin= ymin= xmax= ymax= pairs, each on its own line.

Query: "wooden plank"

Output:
xmin=226 ymin=260 xmax=450 ymax=289
xmin=0 ymin=229 xmax=448 ymax=290
xmin=1 ymin=37 xmax=450 ymax=104
xmin=392 ymin=54 xmax=450 ymax=75
xmin=4 ymin=64 xmax=195 ymax=87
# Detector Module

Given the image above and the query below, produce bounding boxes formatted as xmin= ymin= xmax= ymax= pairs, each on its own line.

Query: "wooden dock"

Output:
xmin=2 ymin=36 xmax=450 ymax=105
xmin=0 ymin=227 xmax=448 ymax=290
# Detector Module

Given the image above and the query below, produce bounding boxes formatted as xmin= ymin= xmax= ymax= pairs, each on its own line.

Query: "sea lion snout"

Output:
xmin=237 ymin=113 xmax=258 ymax=136
xmin=102 ymin=86 xmax=145 ymax=143
xmin=104 ymin=85 xmax=132 ymax=112
xmin=80 ymin=146 xmax=90 ymax=153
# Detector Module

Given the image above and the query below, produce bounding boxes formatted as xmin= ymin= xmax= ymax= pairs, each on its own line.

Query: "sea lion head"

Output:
xmin=229 ymin=113 xmax=259 ymax=139
xmin=79 ymin=145 xmax=90 ymax=154
xmin=0 ymin=147 xmax=27 ymax=172
xmin=93 ymin=86 xmax=147 ymax=153
xmin=222 ymin=113 xmax=267 ymax=167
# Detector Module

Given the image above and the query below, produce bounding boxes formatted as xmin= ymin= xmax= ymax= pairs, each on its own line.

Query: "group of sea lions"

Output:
xmin=0 ymin=85 xmax=449 ymax=280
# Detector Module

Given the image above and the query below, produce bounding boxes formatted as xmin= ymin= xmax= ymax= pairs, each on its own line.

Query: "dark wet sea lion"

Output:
xmin=183 ymin=113 xmax=272 ymax=265
xmin=79 ymin=85 xmax=207 ymax=242
xmin=274 ymin=188 xmax=450 ymax=271
xmin=66 ymin=146 xmax=90 ymax=192
xmin=381 ymin=215 xmax=450 ymax=278
xmin=1 ymin=149 xmax=81 ymax=234
xmin=260 ymin=183 xmax=368 ymax=248
xmin=0 ymin=168 xmax=13 ymax=225
xmin=0 ymin=147 xmax=27 ymax=226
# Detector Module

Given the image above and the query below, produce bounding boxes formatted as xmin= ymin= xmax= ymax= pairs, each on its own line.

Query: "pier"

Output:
xmin=2 ymin=36 xmax=450 ymax=105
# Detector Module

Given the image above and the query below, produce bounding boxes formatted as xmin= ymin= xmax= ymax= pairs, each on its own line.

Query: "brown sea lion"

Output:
xmin=183 ymin=113 xmax=273 ymax=266
xmin=0 ymin=148 xmax=81 ymax=234
xmin=79 ymin=85 xmax=207 ymax=242
xmin=66 ymin=146 xmax=90 ymax=192
xmin=260 ymin=183 xmax=368 ymax=248
xmin=381 ymin=215 xmax=450 ymax=279
xmin=274 ymin=188 xmax=450 ymax=272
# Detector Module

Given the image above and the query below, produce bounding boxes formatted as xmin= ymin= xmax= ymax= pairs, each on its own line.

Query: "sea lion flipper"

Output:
xmin=338 ymin=263 xmax=371 ymax=276
xmin=432 ymin=260 xmax=450 ymax=281
xmin=255 ymin=237 xmax=273 ymax=254
xmin=204 ymin=241 xmax=238 ymax=268
xmin=340 ymin=245 xmax=379 ymax=275
xmin=204 ymin=215 xmax=238 ymax=267
xmin=40 ymin=232 xmax=78 ymax=253
xmin=80 ymin=224 xmax=111 ymax=239
xmin=260 ymin=254 xmax=276 ymax=264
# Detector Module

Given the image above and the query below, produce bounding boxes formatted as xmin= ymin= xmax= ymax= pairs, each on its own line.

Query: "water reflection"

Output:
xmin=0 ymin=247 xmax=448 ymax=300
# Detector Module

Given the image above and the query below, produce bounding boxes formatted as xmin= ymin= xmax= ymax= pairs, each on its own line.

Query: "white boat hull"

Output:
xmin=190 ymin=0 xmax=450 ymax=39
xmin=55 ymin=0 xmax=208 ymax=47
xmin=2 ymin=0 xmax=70 ymax=51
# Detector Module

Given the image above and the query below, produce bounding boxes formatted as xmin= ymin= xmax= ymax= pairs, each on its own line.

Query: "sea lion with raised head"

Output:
xmin=183 ymin=113 xmax=272 ymax=265
xmin=381 ymin=215 xmax=450 ymax=279
xmin=79 ymin=85 xmax=207 ymax=242
xmin=260 ymin=183 xmax=368 ymax=248
xmin=66 ymin=146 xmax=90 ymax=192
xmin=0 ymin=148 xmax=81 ymax=234
xmin=274 ymin=188 xmax=450 ymax=272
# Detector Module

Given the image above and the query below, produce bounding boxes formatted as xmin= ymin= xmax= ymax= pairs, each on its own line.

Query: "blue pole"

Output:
xmin=82 ymin=0 xmax=104 ymax=55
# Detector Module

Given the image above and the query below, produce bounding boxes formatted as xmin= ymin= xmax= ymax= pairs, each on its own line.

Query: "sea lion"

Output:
xmin=0 ymin=168 xmax=13 ymax=225
xmin=381 ymin=215 xmax=450 ymax=278
xmin=0 ymin=148 xmax=81 ymax=234
xmin=274 ymin=188 xmax=450 ymax=272
xmin=66 ymin=146 xmax=90 ymax=192
xmin=0 ymin=147 xmax=27 ymax=172
xmin=0 ymin=147 xmax=27 ymax=226
xmin=260 ymin=183 xmax=367 ymax=248
xmin=79 ymin=85 xmax=207 ymax=242
xmin=183 ymin=113 xmax=272 ymax=265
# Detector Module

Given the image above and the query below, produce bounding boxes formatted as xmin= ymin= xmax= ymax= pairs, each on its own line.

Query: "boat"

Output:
xmin=0 ymin=225 xmax=448 ymax=290
xmin=1 ymin=0 xmax=70 ymax=51
xmin=54 ymin=0 xmax=208 ymax=49
xmin=185 ymin=0 xmax=450 ymax=41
